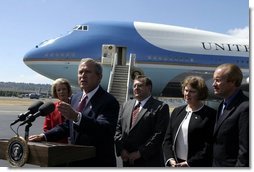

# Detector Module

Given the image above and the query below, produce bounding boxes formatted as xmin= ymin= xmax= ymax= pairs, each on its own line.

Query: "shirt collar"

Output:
xmin=136 ymin=95 xmax=151 ymax=108
xmin=82 ymin=85 xmax=99 ymax=103
xmin=185 ymin=103 xmax=204 ymax=113
xmin=224 ymin=89 xmax=240 ymax=106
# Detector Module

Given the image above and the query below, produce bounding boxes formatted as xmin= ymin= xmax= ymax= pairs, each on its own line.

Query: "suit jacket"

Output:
xmin=163 ymin=104 xmax=216 ymax=167
xmin=114 ymin=97 xmax=169 ymax=167
xmin=45 ymin=86 xmax=120 ymax=167
xmin=212 ymin=90 xmax=249 ymax=167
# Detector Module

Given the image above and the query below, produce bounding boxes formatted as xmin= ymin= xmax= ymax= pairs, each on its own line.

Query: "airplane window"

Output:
xmin=73 ymin=25 xmax=80 ymax=30
xmin=82 ymin=25 xmax=88 ymax=31
xmin=78 ymin=26 xmax=82 ymax=30
xmin=73 ymin=25 xmax=88 ymax=31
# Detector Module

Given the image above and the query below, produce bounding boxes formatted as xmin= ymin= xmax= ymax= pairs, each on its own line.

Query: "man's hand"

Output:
xmin=57 ymin=101 xmax=79 ymax=121
xmin=167 ymin=159 xmax=177 ymax=167
xmin=28 ymin=133 xmax=45 ymax=142
xmin=120 ymin=149 xmax=129 ymax=162
xmin=128 ymin=151 xmax=141 ymax=165
xmin=175 ymin=161 xmax=189 ymax=167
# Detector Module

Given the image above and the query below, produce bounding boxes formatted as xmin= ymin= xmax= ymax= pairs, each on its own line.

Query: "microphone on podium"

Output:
xmin=10 ymin=101 xmax=44 ymax=126
xmin=19 ymin=102 xmax=55 ymax=126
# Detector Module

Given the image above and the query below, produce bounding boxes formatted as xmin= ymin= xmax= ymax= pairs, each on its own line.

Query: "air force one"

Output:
xmin=23 ymin=21 xmax=249 ymax=103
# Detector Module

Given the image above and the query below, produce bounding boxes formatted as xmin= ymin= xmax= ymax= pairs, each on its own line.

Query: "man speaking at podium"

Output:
xmin=29 ymin=58 xmax=120 ymax=167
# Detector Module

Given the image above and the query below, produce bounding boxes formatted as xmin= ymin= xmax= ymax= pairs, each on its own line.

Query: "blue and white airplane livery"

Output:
xmin=23 ymin=21 xmax=249 ymax=97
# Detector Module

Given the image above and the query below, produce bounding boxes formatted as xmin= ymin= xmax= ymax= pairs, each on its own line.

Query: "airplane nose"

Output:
xmin=23 ymin=48 xmax=40 ymax=62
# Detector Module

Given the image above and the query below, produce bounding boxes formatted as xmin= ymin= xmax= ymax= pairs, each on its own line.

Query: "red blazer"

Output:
xmin=43 ymin=101 xmax=68 ymax=143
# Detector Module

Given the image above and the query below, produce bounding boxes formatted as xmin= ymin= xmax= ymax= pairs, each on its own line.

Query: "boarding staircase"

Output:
xmin=109 ymin=65 xmax=129 ymax=105
xmin=107 ymin=54 xmax=135 ymax=106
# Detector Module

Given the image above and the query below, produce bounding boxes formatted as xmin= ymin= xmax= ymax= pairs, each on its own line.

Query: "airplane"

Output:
xmin=23 ymin=21 xmax=249 ymax=102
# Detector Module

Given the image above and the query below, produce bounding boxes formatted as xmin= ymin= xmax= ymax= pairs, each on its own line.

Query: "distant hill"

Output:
xmin=0 ymin=82 xmax=80 ymax=97
xmin=0 ymin=82 xmax=51 ymax=94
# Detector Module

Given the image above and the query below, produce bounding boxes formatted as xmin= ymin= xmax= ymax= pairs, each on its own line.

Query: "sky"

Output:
xmin=0 ymin=0 xmax=250 ymax=84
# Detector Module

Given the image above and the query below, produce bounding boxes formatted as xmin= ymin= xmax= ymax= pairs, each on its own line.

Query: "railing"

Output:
xmin=107 ymin=53 xmax=118 ymax=92
xmin=126 ymin=53 xmax=136 ymax=101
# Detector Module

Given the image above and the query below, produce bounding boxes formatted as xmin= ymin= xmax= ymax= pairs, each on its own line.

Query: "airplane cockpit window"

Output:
xmin=73 ymin=25 xmax=88 ymax=31
xmin=36 ymin=38 xmax=57 ymax=48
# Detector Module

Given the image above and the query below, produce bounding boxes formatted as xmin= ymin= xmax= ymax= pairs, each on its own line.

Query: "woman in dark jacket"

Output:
xmin=163 ymin=76 xmax=216 ymax=167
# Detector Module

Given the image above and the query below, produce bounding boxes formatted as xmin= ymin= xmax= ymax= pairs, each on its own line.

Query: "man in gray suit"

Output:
xmin=114 ymin=75 xmax=169 ymax=167
xmin=212 ymin=63 xmax=249 ymax=167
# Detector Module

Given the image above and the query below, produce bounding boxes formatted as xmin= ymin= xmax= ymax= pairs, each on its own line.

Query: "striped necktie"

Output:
xmin=131 ymin=102 xmax=141 ymax=127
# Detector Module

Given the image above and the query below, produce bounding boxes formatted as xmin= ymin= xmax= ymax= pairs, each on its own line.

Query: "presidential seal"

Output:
xmin=6 ymin=136 xmax=29 ymax=167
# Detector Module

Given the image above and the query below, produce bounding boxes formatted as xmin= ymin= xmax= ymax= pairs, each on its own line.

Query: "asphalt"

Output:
xmin=0 ymin=98 xmax=44 ymax=167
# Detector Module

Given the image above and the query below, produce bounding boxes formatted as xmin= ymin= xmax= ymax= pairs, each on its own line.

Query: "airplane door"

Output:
xmin=101 ymin=44 xmax=126 ymax=66
xmin=102 ymin=44 xmax=116 ymax=64
xmin=117 ymin=47 xmax=126 ymax=65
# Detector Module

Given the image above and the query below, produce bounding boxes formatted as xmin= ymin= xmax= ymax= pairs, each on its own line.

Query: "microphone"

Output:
xmin=10 ymin=101 xmax=44 ymax=126
xmin=19 ymin=102 xmax=55 ymax=126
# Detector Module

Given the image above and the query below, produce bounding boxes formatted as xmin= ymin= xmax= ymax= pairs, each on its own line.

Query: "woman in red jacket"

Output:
xmin=43 ymin=78 xmax=72 ymax=143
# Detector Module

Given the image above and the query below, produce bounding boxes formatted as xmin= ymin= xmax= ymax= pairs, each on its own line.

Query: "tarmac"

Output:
xmin=0 ymin=97 xmax=46 ymax=167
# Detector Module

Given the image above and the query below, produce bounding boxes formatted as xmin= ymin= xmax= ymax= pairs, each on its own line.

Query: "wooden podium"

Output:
xmin=0 ymin=138 xmax=96 ymax=167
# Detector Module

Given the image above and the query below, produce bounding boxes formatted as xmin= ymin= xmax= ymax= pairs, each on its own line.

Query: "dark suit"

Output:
xmin=114 ymin=97 xmax=169 ymax=167
xmin=163 ymin=105 xmax=216 ymax=167
xmin=212 ymin=90 xmax=249 ymax=167
xmin=45 ymin=86 xmax=120 ymax=167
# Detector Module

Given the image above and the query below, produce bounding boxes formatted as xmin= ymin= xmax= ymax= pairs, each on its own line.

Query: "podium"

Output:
xmin=0 ymin=138 xmax=96 ymax=167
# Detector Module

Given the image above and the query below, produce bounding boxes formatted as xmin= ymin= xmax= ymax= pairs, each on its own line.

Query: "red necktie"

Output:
xmin=131 ymin=102 xmax=141 ymax=127
xmin=77 ymin=96 xmax=87 ymax=112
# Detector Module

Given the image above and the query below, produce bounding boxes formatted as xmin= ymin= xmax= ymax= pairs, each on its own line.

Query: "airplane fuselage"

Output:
xmin=23 ymin=21 xmax=249 ymax=96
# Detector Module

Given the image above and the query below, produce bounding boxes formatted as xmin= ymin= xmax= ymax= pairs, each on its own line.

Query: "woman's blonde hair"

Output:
xmin=51 ymin=78 xmax=72 ymax=98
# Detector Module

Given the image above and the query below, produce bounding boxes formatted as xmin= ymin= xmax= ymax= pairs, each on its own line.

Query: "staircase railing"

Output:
xmin=107 ymin=53 xmax=118 ymax=92
xmin=126 ymin=53 xmax=136 ymax=101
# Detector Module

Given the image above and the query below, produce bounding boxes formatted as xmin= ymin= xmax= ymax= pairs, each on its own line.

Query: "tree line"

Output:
xmin=0 ymin=82 xmax=51 ymax=97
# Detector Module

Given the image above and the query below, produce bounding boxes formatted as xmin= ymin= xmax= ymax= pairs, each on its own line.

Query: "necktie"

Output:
xmin=131 ymin=102 xmax=141 ymax=127
xmin=77 ymin=95 xmax=87 ymax=112
xmin=220 ymin=102 xmax=227 ymax=118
